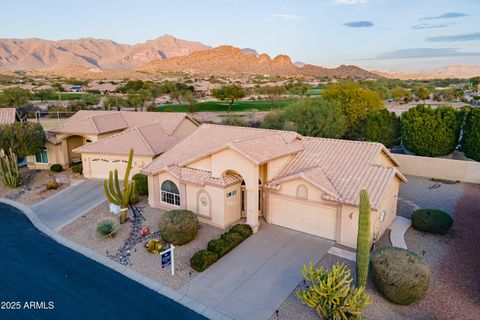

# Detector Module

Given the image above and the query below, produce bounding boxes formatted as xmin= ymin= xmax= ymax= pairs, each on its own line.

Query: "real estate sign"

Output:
xmin=160 ymin=245 xmax=175 ymax=276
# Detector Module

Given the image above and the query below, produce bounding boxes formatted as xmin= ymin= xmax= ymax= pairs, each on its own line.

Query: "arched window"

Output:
xmin=161 ymin=180 xmax=180 ymax=206
xmin=296 ymin=184 xmax=308 ymax=200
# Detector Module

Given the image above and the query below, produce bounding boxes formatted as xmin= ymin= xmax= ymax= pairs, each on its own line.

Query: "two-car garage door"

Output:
xmin=269 ymin=195 xmax=337 ymax=240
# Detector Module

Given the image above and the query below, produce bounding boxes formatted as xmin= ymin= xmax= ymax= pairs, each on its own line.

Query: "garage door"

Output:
xmin=270 ymin=195 xmax=337 ymax=240
xmin=89 ymin=158 xmax=128 ymax=179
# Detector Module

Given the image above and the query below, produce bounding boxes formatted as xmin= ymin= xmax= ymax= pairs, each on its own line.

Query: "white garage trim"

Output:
xmin=269 ymin=194 xmax=338 ymax=240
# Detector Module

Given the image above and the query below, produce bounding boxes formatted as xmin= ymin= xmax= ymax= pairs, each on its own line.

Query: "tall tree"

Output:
xmin=322 ymin=82 xmax=383 ymax=139
xmin=104 ymin=96 xmax=126 ymax=111
xmin=262 ymin=98 xmax=347 ymax=138
xmin=0 ymin=122 xmax=45 ymax=158
xmin=35 ymin=89 xmax=53 ymax=102
xmin=2 ymin=87 xmax=31 ymax=108
xmin=211 ymin=84 xmax=246 ymax=112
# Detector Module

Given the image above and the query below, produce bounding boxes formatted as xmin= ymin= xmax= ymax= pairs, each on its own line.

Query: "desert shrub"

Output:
xmin=364 ymin=109 xmax=401 ymax=148
xmin=132 ymin=173 xmax=148 ymax=195
xmin=401 ymin=105 xmax=461 ymax=157
xmin=71 ymin=163 xmax=83 ymax=174
xmin=297 ymin=263 xmax=371 ymax=319
xmin=46 ymin=181 xmax=59 ymax=190
xmin=158 ymin=210 xmax=198 ymax=245
xmin=220 ymin=231 xmax=244 ymax=248
xmin=461 ymin=108 xmax=480 ymax=161
xmin=371 ymin=246 xmax=431 ymax=305
xmin=145 ymin=239 xmax=163 ymax=254
xmin=229 ymin=224 xmax=253 ymax=240
xmin=190 ymin=250 xmax=219 ymax=272
xmin=50 ymin=164 xmax=63 ymax=172
xmin=95 ymin=218 xmax=118 ymax=238
xmin=207 ymin=238 xmax=234 ymax=257
xmin=412 ymin=209 xmax=453 ymax=235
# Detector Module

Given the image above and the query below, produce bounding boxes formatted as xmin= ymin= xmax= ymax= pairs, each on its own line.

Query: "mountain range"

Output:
xmin=0 ymin=35 xmax=378 ymax=79
xmin=374 ymin=65 xmax=480 ymax=80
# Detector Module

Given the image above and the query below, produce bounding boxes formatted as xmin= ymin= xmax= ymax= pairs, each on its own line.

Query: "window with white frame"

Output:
xmin=35 ymin=147 xmax=48 ymax=163
xmin=161 ymin=180 xmax=180 ymax=206
xmin=226 ymin=190 xmax=237 ymax=198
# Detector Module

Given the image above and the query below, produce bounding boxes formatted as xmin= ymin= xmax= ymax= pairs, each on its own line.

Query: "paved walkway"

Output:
xmin=30 ymin=179 xmax=105 ymax=231
xmin=179 ymin=224 xmax=334 ymax=320
xmin=388 ymin=216 xmax=412 ymax=249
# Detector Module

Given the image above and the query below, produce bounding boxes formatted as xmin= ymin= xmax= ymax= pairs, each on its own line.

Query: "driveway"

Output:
xmin=0 ymin=203 xmax=205 ymax=320
xmin=179 ymin=223 xmax=333 ymax=320
xmin=30 ymin=179 xmax=105 ymax=231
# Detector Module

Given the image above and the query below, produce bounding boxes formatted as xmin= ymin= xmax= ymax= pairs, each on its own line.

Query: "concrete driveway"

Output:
xmin=179 ymin=223 xmax=333 ymax=320
xmin=30 ymin=179 xmax=105 ymax=231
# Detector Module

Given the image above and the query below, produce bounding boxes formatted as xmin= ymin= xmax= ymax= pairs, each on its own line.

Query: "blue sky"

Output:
xmin=1 ymin=0 xmax=479 ymax=71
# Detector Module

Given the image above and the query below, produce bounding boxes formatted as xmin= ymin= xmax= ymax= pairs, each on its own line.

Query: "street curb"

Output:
xmin=0 ymin=199 xmax=233 ymax=320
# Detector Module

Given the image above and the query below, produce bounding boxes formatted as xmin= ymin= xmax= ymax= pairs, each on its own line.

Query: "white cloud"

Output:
xmin=334 ymin=0 xmax=367 ymax=5
xmin=272 ymin=13 xmax=300 ymax=20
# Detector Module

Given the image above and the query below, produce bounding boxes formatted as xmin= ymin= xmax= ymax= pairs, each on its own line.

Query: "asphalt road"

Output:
xmin=0 ymin=203 xmax=206 ymax=320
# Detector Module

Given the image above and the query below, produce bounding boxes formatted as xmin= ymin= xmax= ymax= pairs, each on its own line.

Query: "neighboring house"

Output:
xmin=0 ymin=108 xmax=17 ymax=125
xmin=27 ymin=110 xmax=198 ymax=176
xmin=142 ymin=124 xmax=407 ymax=248
xmin=69 ymin=86 xmax=83 ymax=92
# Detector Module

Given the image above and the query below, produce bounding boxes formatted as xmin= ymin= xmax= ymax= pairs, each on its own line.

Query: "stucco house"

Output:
xmin=0 ymin=108 xmax=17 ymax=125
xmin=142 ymin=124 xmax=406 ymax=248
xmin=27 ymin=110 xmax=198 ymax=178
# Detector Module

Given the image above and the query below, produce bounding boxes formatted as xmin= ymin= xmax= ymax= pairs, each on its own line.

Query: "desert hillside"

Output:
xmin=375 ymin=65 xmax=480 ymax=80
xmin=0 ymin=35 xmax=209 ymax=71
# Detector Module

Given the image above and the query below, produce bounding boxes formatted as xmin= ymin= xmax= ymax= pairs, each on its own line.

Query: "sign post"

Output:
xmin=160 ymin=245 xmax=175 ymax=276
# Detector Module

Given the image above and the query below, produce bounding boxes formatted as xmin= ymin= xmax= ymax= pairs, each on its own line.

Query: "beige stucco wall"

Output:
xmin=27 ymin=142 xmax=67 ymax=170
xmin=188 ymin=156 xmax=212 ymax=171
xmin=147 ymin=171 xmax=239 ymax=229
xmin=338 ymin=175 xmax=401 ymax=248
xmin=395 ymin=153 xmax=480 ymax=184
xmin=171 ymin=118 xmax=198 ymax=140
xmin=82 ymin=153 xmax=153 ymax=179
xmin=266 ymin=155 xmax=291 ymax=180
xmin=375 ymin=150 xmax=397 ymax=168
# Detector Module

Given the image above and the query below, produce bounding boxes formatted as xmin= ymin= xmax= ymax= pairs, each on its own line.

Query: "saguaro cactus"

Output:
xmin=103 ymin=148 xmax=136 ymax=224
xmin=356 ymin=189 xmax=371 ymax=287
xmin=0 ymin=148 xmax=21 ymax=188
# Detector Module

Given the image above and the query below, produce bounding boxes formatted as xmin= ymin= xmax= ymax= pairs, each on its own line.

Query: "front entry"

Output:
xmin=241 ymin=180 xmax=262 ymax=217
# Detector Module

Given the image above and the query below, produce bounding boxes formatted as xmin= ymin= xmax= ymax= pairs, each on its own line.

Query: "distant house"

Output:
xmin=69 ymin=86 xmax=83 ymax=92
xmin=0 ymin=108 xmax=17 ymax=125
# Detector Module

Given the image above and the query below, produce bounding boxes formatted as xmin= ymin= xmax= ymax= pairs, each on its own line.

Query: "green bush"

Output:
xmin=190 ymin=250 xmax=219 ymax=272
xmin=96 ymin=218 xmax=118 ymax=238
xmin=207 ymin=238 xmax=234 ymax=257
xmin=220 ymin=231 xmax=244 ymax=247
xmin=46 ymin=181 xmax=59 ymax=190
xmin=461 ymin=108 xmax=480 ymax=161
xmin=158 ymin=210 xmax=198 ymax=245
xmin=229 ymin=224 xmax=253 ymax=240
xmin=412 ymin=209 xmax=453 ymax=235
xmin=132 ymin=173 xmax=148 ymax=196
xmin=401 ymin=105 xmax=462 ymax=157
xmin=50 ymin=164 xmax=63 ymax=172
xmin=371 ymin=246 xmax=431 ymax=305
xmin=71 ymin=163 xmax=83 ymax=174
xmin=364 ymin=109 xmax=401 ymax=148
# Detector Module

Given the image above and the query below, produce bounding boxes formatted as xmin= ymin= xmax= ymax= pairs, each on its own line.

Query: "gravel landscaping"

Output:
xmin=0 ymin=168 xmax=81 ymax=205
xmin=272 ymin=176 xmax=480 ymax=320
xmin=59 ymin=197 xmax=224 ymax=290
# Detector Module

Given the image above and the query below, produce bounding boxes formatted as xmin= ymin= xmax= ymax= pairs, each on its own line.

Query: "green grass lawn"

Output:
xmin=307 ymin=88 xmax=323 ymax=95
xmin=32 ymin=92 xmax=98 ymax=101
xmin=157 ymin=99 xmax=295 ymax=112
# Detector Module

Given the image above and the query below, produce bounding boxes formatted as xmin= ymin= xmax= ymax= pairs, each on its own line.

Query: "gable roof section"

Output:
xmin=0 ymin=108 xmax=16 ymax=125
xmin=50 ymin=110 xmax=192 ymax=136
xmin=142 ymin=124 xmax=303 ymax=174
xmin=167 ymin=165 xmax=243 ymax=187
xmin=270 ymin=137 xmax=406 ymax=209
xmin=73 ymin=123 xmax=178 ymax=156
